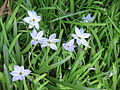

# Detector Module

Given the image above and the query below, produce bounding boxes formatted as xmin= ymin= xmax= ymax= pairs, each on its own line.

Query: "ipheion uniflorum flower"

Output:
xmin=30 ymin=29 xmax=46 ymax=45
xmin=62 ymin=39 xmax=75 ymax=52
xmin=71 ymin=26 xmax=91 ymax=47
xmin=23 ymin=10 xmax=41 ymax=30
xmin=41 ymin=33 xmax=60 ymax=50
xmin=80 ymin=13 xmax=94 ymax=23
xmin=10 ymin=65 xmax=31 ymax=81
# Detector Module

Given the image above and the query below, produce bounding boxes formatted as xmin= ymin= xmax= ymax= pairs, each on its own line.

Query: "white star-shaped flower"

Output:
xmin=80 ymin=14 xmax=94 ymax=23
xmin=10 ymin=65 xmax=31 ymax=81
xmin=62 ymin=39 xmax=75 ymax=52
xmin=30 ymin=29 xmax=45 ymax=45
xmin=23 ymin=10 xmax=41 ymax=30
xmin=71 ymin=26 xmax=91 ymax=47
xmin=41 ymin=33 xmax=60 ymax=50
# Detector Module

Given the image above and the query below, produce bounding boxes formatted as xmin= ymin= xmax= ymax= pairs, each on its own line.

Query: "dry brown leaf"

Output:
xmin=0 ymin=0 xmax=12 ymax=16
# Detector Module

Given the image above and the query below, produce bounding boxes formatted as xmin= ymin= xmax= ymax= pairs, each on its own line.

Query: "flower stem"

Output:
xmin=28 ymin=45 xmax=36 ymax=70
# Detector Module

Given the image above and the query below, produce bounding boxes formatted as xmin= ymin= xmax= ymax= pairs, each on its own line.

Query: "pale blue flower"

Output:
xmin=80 ymin=14 xmax=94 ymax=23
xmin=71 ymin=26 xmax=91 ymax=47
xmin=30 ymin=29 xmax=45 ymax=45
xmin=62 ymin=39 xmax=75 ymax=52
xmin=23 ymin=10 xmax=41 ymax=30
xmin=86 ymin=66 xmax=96 ymax=70
xmin=41 ymin=33 xmax=60 ymax=50
xmin=10 ymin=65 xmax=31 ymax=81
xmin=109 ymin=71 xmax=113 ymax=77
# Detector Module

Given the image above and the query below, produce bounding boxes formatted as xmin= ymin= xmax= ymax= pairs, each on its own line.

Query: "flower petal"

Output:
xmin=23 ymin=17 xmax=31 ymax=23
xmin=49 ymin=33 xmax=56 ymax=40
xmin=75 ymin=26 xmax=81 ymax=36
xmin=27 ymin=10 xmax=36 ymax=18
xmin=10 ymin=71 xmax=19 ymax=76
xmin=83 ymin=20 xmax=89 ymax=23
xmin=30 ymin=29 xmax=37 ymax=39
xmin=41 ymin=43 xmax=48 ymax=48
xmin=87 ymin=14 xmax=91 ymax=19
xmin=82 ymin=16 xmax=86 ymax=20
xmin=19 ymin=76 xmax=25 ymax=80
xmin=28 ymin=24 xmax=34 ymax=29
xmin=51 ymin=39 xmax=60 ymax=42
xmin=79 ymin=28 xmax=84 ymax=34
xmin=36 ymin=16 xmax=41 ymax=21
xmin=68 ymin=39 xmax=74 ymax=45
xmin=35 ymin=22 xmax=39 ymax=30
xmin=12 ymin=76 xmax=20 ymax=81
xmin=38 ymin=38 xmax=48 ymax=43
xmin=30 ymin=40 xmax=38 ymax=45
xmin=20 ymin=66 xmax=24 ymax=73
xmin=24 ymin=70 xmax=31 ymax=76
xmin=32 ymin=11 xmax=37 ymax=17
xmin=50 ymin=43 xmax=57 ymax=50
xmin=77 ymin=39 xmax=82 ymax=45
xmin=71 ymin=34 xmax=77 ymax=39
xmin=81 ymin=33 xmax=91 ymax=38
xmin=14 ymin=65 xmax=20 ymax=72
xmin=62 ymin=43 xmax=66 ymax=48
xmin=62 ymin=43 xmax=75 ymax=52
xmin=81 ymin=39 xmax=90 ymax=47
xmin=37 ymin=31 xmax=43 ymax=39
xmin=68 ymin=46 xmax=75 ymax=52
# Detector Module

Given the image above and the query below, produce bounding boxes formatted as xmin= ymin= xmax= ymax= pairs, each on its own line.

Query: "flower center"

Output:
xmin=47 ymin=41 xmax=52 ymax=44
xmin=67 ymin=45 xmax=70 ymax=48
xmin=19 ymin=72 xmax=22 ymax=75
xmin=35 ymin=39 xmax=38 ymax=41
xmin=32 ymin=19 xmax=35 ymax=22
xmin=78 ymin=36 xmax=81 ymax=39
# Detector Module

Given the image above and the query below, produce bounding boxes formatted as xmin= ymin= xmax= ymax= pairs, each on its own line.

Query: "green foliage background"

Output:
xmin=0 ymin=0 xmax=120 ymax=90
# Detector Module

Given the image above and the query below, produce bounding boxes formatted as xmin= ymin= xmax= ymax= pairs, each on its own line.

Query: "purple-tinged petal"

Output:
xmin=41 ymin=43 xmax=48 ymax=48
xmin=81 ymin=33 xmax=91 ymax=38
xmin=12 ymin=76 xmax=20 ymax=81
xmin=30 ymin=40 xmax=38 ymax=45
xmin=71 ymin=34 xmax=77 ymax=39
xmin=23 ymin=70 xmax=31 ymax=76
xmin=79 ymin=21 xmax=84 ymax=23
xmin=27 ymin=10 xmax=35 ymax=18
xmin=79 ymin=28 xmax=84 ymax=34
xmin=75 ymin=26 xmax=81 ymax=36
xmin=38 ymin=38 xmax=48 ymax=43
xmin=14 ymin=65 xmax=20 ymax=72
xmin=50 ymin=43 xmax=57 ymax=50
xmin=68 ymin=46 xmax=74 ymax=52
xmin=62 ymin=43 xmax=75 ymax=52
xmin=20 ymin=66 xmax=24 ymax=73
xmin=30 ymin=29 xmax=37 ymax=39
xmin=19 ymin=76 xmax=25 ymax=80
xmin=68 ymin=39 xmax=74 ymax=45
xmin=77 ymin=39 xmax=82 ymax=45
xmin=51 ymin=39 xmax=60 ymax=42
xmin=81 ymin=39 xmax=90 ymax=47
xmin=35 ymin=22 xmax=39 ymax=30
xmin=23 ymin=17 xmax=32 ymax=23
xmin=32 ymin=11 xmax=37 ymax=17
xmin=37 ymin=31 xmax=43 ymax=39
xmin=83 ymin=20 xmax=89 ymax=23
xmin=36 ymin=16 xmax=41 ymax=21
xmin=49 ymin=33 xmax=56 ymax=39
xmin=82 ymin=16 xmax=86 ymax=20
xmin=10 ymin=71 xmax=19 ymax=76
xmin=87 ymin=14 xmax=91 ymax=19
xmin=62 ymin=43 xmax=66 ymax=48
